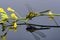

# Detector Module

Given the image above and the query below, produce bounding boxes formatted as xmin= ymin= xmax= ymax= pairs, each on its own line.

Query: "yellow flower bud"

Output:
xmin=7 ymin=7 xmax=15 ymax=12
xmin=0 ymin=8 xmax=5 ymax=13
xmin=11 ymin=13 xmax=18 ymax=20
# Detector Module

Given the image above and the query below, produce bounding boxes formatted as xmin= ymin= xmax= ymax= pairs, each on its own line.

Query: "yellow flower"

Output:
xmin=8 ymin=21 xmax=17 ymax=32
xmin=0 ymin=8 xmax=8 ymax=23
xmin=1 ymin=13 xmax=8 ymax=23
xmin=13 ymin=21 xmax=17 ymax=28
xmin=12 ymin=21 xmax=17 ymax=30
xmin=11 ymin=13 xmax=18 ymax=20
xmin=7 ymin=7 xmax=15 ymax=12
xmin=49 ymin=11 xmax=54 ymax=20
xmin=12 ymin=21 xmax=17 ymax=32
xmin=0 ymin=8 xmax=5 ymax=13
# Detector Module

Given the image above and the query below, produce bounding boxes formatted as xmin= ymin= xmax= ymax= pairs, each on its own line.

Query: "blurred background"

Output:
xmin=0 ymin=0 xmax=60 ymax=40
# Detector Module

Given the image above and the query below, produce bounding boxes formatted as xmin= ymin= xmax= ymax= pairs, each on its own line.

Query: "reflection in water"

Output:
xmin=0 ymin=31 xmax=7 ymax=40
xmin=8 ymin=27 xmax=17 ymax=32
xmin=1 ymin=35 xmax=6 ymax=40
xmin=0 ymin=23 xmax=48 ymax=40
xmin=26 ymin=25 xmax=50 ymax=40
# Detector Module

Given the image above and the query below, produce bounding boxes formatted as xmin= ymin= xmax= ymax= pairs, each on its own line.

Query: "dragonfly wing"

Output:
xmin=39 ymin=10 xmax=50 ymax=13
xmin=34 ymin=31 xmax=46 ymax=38
xmin=25 ymin=4 xmax=33 ymax=12
xmin=32 ymin=32 xmax=40 ymax=40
